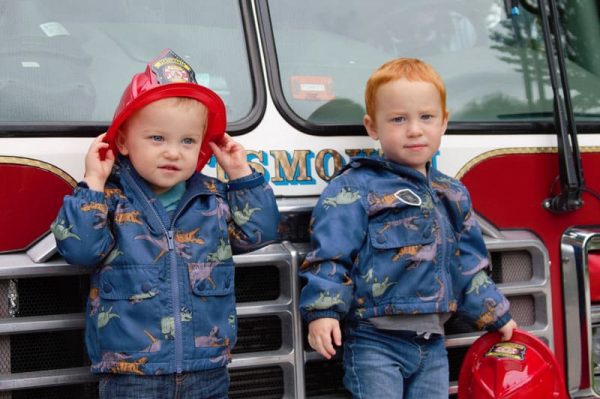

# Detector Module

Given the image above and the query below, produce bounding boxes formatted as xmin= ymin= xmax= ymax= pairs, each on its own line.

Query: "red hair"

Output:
xmin=365 ymin=58 xmax=447 ymax=119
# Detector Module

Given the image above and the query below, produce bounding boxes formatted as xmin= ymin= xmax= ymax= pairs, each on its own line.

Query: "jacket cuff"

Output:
xmin=73 ymin=182 xmax=106 ymax=201
xmin=304 ymin=310 xmax=341 ymax=323
xmin=227 ymin=169 xmax=265 ymax=191
xmin=485 ymin=311 xmax=513 ymax=331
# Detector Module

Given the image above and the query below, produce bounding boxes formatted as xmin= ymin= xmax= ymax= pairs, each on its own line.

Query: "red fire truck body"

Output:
xmin=1 ymin=1 xmax=600 ymax=397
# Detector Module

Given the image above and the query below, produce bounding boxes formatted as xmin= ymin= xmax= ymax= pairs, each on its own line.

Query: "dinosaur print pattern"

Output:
xmin=475 ymin=297 xmax=509 ymax=329
xmin=392 ymin=244 xmax=422 ymax=262
xmin=103 ymin=187 xmax=126 ymax=200
xmin=50 ymin=220 xmax=81 ymax=241
xmin=202 ymin=197 xmax=230 ymax=229
xmin=89 ymin=287 xmax=100 ymax=315
xmin=377 ymin=216 xmax=419 ymax=234
xmin=80 ymin=202 xmax=108 ymax=229
xmin=51 ymin=158 xmax=281 ymax=375
xmin=209 ymin=339 xmax=231 ymax=366
xmin=323 ymin=187 xmax=361 ymax=209
xmin=188 ymin=261 xmax=219 ymax=289
xmin=175 ymin=227 xmax=205 ymax=245
xmin=299 ymin=156 xmax=510 ymax=333
xmin=367 ymin=192 xmax=400 ymax=215
xmin=160 ymin=307 xmax=192 ymax=340
xmin=92 ymin=352 xmax=132 ymax=373
xmin=307 ymin=292 xmax=345 ymax=310
xmin=466 ymin=271 xmax=492 ymax=295
xmin=114 ymin=204 xmax=143 ymax=225
xmin=135 ymin=234 xmax=193 ymax=262
xmin=371 ymin=276 xmax=396 ymax=297
xmin=109 ymin=357 xmax=148 ymax=375
xmin=203 ymin=180 xmax=218 ymax=193
xmin=232 ymin=202 xmax=260 ymax=226
xmin=129 ymin=289 xmax=158 ymax=304
xmin=97 ymin=306 xmax=120 ymax=328
xmin=207 ymin=239 xmax=232 ymax=262
xmin=195 ymin=326 xmax=226 ymax=347
xmin=103 ymin=247 xmax=124 ymax=265
xmin=142 ymin=330 xmax=162 ymax=353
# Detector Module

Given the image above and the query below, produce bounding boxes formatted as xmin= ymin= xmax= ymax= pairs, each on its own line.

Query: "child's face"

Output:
xmin=117 ymin=98 xmax=207 ymax=194
xmin=364 ymin=79 xmax=448 ymax=175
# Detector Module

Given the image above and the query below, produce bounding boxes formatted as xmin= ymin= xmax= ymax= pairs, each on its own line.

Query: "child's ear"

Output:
xmin=115 ymin=130 xmax=128 ymax=155
xmin=363 ymin=114 xmax=379 ymax=140
xmin=441 ymin=111 xmax=449 ymax=135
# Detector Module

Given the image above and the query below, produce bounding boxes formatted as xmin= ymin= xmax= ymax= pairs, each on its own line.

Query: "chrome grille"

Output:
xmin=0 ymin=224 xmax=551 ymax=398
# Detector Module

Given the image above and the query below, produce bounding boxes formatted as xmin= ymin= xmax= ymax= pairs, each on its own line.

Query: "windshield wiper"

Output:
xmin=514 ymin=0 xmax=585 ymax=213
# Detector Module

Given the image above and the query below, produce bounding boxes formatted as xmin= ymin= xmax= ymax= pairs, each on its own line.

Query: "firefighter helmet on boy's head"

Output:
xmin=102 ymin=48 xmax=226 ymax=172
xmin=458 ymin=329 xmax=569 ymax=399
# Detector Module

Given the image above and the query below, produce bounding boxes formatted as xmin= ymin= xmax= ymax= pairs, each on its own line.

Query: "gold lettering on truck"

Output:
xmin=270 ymin=150 xmax=312 ymax=183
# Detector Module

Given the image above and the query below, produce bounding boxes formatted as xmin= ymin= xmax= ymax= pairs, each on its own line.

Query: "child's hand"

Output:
xmin=209 ymin=133 xmax=252 ymax=180
xmin=308 ymin=318 xmax=342 ymax=360
xmin=498 ymin=318 xmax=518 ymax=341
xmin=84 ymin=133 xmax=115 ymax=192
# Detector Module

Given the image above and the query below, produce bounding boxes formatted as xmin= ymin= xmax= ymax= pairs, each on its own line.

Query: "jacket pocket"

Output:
xmin=188 ymin=261 xmax=234 ymax=296
xmin=366 ymin=214 xmax=437 ymax=304
xmin=96 ymin=265 xmax=161 ymax=353
xmin=369 ymin=214 xmax=434 ymax=249
xmin=188 ymin=262 xmax=237 ymax=353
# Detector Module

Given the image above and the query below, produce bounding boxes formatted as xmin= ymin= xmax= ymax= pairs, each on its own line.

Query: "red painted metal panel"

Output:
xmin=461 ymin=150 xmax=600 ymax=376
xmin=0 ymin=162 xmax=74 ymax=253
xmin=590 ymin=252 xmax=600 ymax=303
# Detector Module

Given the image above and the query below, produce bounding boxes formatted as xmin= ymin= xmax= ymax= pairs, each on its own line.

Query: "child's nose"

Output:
xmin=407 ymin=120 xmax=423 ymax=136
xmin=164 ymin=144 xmax=180 ymax=158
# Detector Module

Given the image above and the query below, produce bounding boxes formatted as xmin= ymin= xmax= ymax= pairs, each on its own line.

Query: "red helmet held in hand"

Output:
xmin=458 ymin=329 xmax=569 ymax=399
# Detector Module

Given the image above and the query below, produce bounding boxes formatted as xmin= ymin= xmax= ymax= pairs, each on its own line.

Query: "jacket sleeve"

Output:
xmin=51 ymin=184 xmax=115 ymax=267
xmin=453 ymin=190 xmax=512 ymax=331
xmin=299 ymin=177 xmax=367 ymax=322
xmin=226 ymin=170 xmax=280 ymax=253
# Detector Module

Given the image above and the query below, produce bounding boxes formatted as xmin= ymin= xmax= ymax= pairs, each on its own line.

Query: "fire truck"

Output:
xmin=1 ymin=0 xmax=599 ymax=397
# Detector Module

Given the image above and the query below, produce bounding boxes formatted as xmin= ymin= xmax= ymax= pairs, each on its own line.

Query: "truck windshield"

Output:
xmin=0 ymin=0 xmax=254 ymax=126
xmin=265 ymin=0 xmax=600 ymax=125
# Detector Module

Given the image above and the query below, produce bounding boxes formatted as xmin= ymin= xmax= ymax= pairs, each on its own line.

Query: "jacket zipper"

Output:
xmin=166 ymin=229 xmax=183 ymax=373
xmin=168 ymin=196 xmax=197 ymax=374
xmin=124 ymin=170 xmax=197 ymax=374
xmin=430 ymin=188 xmax=451 ymax=310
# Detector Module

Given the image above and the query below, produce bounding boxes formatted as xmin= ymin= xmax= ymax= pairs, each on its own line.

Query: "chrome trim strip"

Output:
xmin=0 ymin=314 xmax=85 ymax=335
xmin=0 ymin=367 xmax=97 ymax=391
xmin=561 ymin=227 xmax=600 ymax=397
xmin=0 ymin=222 xmax=556 ymax=397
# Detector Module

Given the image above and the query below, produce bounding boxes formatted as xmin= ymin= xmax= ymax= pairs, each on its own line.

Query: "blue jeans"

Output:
xmin=343 ymin=321 xmax=449 ymax=399
xmin=98 ymin=367 xmax=230 ymax=399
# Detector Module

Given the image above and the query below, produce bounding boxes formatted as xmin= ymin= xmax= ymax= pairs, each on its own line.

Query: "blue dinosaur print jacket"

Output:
xmin=52 ymin=158 xmax=280 ymax=375
xmin=299 ymin=156 xmax=511 ymax=332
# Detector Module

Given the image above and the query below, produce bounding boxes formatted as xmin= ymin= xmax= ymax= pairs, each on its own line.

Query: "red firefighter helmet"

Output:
xmin=102 ymin=48 xmax=226 ymax=172
xmin=458 ymin=329 xmax=569 ymax=399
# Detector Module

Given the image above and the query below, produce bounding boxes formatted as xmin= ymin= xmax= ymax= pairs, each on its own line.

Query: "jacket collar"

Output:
xmin=346 ymin=155 xmax=433 ymax=183
xmin=112 ymin=155 xmax=225 ymax=199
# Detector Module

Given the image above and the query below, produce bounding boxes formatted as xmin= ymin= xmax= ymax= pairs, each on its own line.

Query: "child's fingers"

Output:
xmin=309 ymin=333 xmax=335 ymax=359
xmin=104 ymin=148 xmax=115 ymax=162
xmin=499 ymin=319 xmax=517 ymax=341
xmin=332 ymin=324 xmax=342 ymax=347
xmin=321 ymin=335 xmax=337 ymax=358
xmin=208 ymin=141 xmax=224 ymax=157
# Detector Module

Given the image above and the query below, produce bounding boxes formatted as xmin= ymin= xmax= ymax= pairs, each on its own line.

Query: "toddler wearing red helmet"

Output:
xmin=52 ymin=49 xmax=280 ymax=399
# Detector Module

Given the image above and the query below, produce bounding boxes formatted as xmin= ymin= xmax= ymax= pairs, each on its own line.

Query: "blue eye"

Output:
xmin=391 ymin=116 xmax=405 ymax=123
xmin=151 ymin=135 xmax=164 ymax=142
xmin=182 ymin=138 xmax=195 ymax=145
xmin=421 ymin=114 xmax=433 ymax=121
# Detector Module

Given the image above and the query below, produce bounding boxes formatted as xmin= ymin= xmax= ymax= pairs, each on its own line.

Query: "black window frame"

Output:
xmin=0 ymin=0 xmax=266 ymax=139
xmin=255 ymin=0 xmax=600 ymax=136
